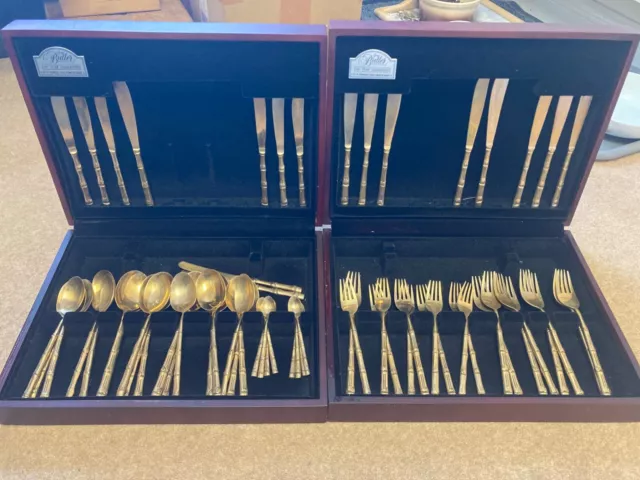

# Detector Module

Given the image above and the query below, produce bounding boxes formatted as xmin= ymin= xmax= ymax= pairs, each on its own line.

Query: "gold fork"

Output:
xmin=370 ymin=279 xmax=402 ymax=395
xmin=553 ymin=269 xmax=610 ymax=396
xmin=339 ymin=272 xmax=371 ymax=395
xmin=452 ymin=282 xmax=485 ymax=395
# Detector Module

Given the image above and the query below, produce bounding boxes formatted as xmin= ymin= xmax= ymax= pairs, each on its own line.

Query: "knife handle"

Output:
xmin=133 ymin=149 xmax=154 ymax=206
xmin=277 ymin=153 xmax=288 ymax=207
xmin=259 ymin=152 xmax=268 ymax=207
xmin=341 ymin=148 xmax=351 ymax=206
xmin=376 ymin=150 xmax=390 ymax=206
xmin=358 ymin=149 xmax=370 ymax=206
xmin=454 ymin=147 xmax=472 ymax=207
xmin=70 ymin=150 xmax=93 ymax=205
xmin=109 ymin=151 xmax=130 ymax=205
xmin=297 ymin=153 xmax=306 ymax=207
xmin=475 ymin=147 xmax=493 ymax=207
xmin=532 ymin=149 xmax=555 ymax=208
xmin=89 ymin=151 xmax=110 ymax=205
xmin=551 ymin=149 xmax=574 ymax=208
xmin=513 ymin=148 xmax=534 ymax=208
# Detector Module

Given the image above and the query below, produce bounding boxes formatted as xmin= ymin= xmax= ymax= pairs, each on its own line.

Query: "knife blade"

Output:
xmin=253 ymin=98 xmax=268 ymax=206
xmin=292 ymin=98 xmax=306 ymax=207
xmin=271 ymin=98 xmax=287 ymax=206
xmin=341 ymin=93 xmax=358 ymax=205
xmin=377 ymin=94 xmax=402 ymax=206
xmin=358 ymin=94 xmax=379 ymax=206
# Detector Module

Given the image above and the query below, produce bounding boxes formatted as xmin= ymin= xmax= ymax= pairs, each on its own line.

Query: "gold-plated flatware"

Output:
xmin=73 ymin=97 xmax=110 ymax=205
xmin=553 ymin=269 xmax=610 ymax=395
xmin=454 ymin=79 xmax=490 ymax=206
xmin=292 ymin=98 xmax=307 ymax=207
xmin=341 ymin=93 xmax=358 ymax=205
xmin=96 ymin=270 xmax=146 ymax=396
xmin=135 ymin=329 xmax=150 ymax=396
xmin=178 ymin=261 xmax=303 ymax=298
xmin=512 ymin=96 xmax=553 ymax=208
xmin=196 ymin=269 xmax=226 ymax=395
xmin=94 ymin=97 xmax=130 ymax=205
xmin=117 ymin=272 xmax=171 ymax=396
xmin=113 ymin=81 xmax=154 ymax=206
xmin=377 ymin=94 xmax=402 ymax=207
xmin=222 ymin=274 xmax=257 ymax=396
xmin=520 ymin=269 xmax=580 ymax=395
xmin=51 ymin=97 xmax=93 ymax=205
xmin=254 ymin=296 xmax=277 ymax=378
xmin=532 ymin=96 xmax=573 ymax=208
xmin=358 ymin=94 xmax=379 ymax=206
xmin=339 ymin=272 xmax=370 ymax=395
xmin=272 ymin=98 xmax=288 ymax=207
xmin=551 ymin=96 xmax=593 ymax=208
xmin=476 ymin=79 xmax=509 ymax=207
xmin=369 ymin=279 xmax=402 ymax=395
xmin=288 ymin=295 xmax=310 ymax=378
xmin=417 ymin=281 xmax=455 ymax=395
xmin=253 ymin=98 xmax=269 ymax=206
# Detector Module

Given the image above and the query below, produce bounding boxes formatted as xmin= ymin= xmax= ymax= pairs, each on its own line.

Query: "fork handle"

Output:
xmin=386 ymin=332 xmax=403 ymax=395
xmin=547 ymin=327 xmax=569 ymax=395
xmin=496 ymin=319 xmax=513 ymax=395
xmin=380 ymin=313 xmax=389 ymax=395
xmin=407 ymin=331 xmax=415 ymax=395
xmin=467 ymin=332 xmax=485 ymax=395
xmin=524 ymin=323 xmax=558 ymax=395
xmin=431 ymin=320 xmax=440 ymax=395
xmin=549 ymin=323 xmax=581 ymax=395
xmin=407 ymin=316 xmax=429 ymax=395
xmin=437 ymin=334 xmax=456 ymax=395
xmin=575 ymin=310 xmax=610 ymax=396
xmin=522 ymin=327 xmax=547 ymax=395
xmin=459 ymin=319 xmax=470 ymax=395
xmin=350 ymin=313 xmax=371 ymax=395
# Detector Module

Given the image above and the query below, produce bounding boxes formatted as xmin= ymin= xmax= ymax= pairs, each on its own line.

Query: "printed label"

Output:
xmin=33 ymin=47 xmax=89 ymax=78
xmin=348 ymin=49 xmax=397 ymax=80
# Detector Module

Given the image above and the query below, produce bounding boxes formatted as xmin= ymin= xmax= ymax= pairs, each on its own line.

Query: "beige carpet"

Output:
xmin=1 ymin=56 xmax=640 ymax=479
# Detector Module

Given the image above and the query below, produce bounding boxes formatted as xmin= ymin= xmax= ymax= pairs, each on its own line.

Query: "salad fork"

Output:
xmin=370 ymin=279 xmax=402 ymax=394
xmin=453 ymin=282 xmax=485 ymax=395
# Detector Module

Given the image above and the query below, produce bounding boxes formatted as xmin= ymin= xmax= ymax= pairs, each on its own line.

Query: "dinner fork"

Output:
xmin=339 ymin=273 xmax=371 ymax=395
xmin=496 ymin=273 xmax=558 ymax=395
xmin=370 ymin=279 xmax=402 ymax=395
xmin=520 ymin=269 xmax=580 ymax=395
xmin=394 ymin=279 xmax=429 ymax=395
xmin=553 ymin=269 xmax=610 ymax=396
xmin=452 ymin=282 xmax=485 ymax=395
xmin=417 ymin=281 xmax=455 ymax=395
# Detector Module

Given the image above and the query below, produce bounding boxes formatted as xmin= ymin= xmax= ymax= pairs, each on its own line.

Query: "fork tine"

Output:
xmin=533 ymin=271 xmax=541 ymax=295
xmin=519 ymin=269 xmax=525 ymax=294
xmin=560 ymin=269 xmax=568 ymax=294
xmin=339 ymin=278 xmax=344 ymax=303
xmin=356 ymin=272 xmax=361 ymax=298
xmin=507 ymin=276 xmax=516 ymax=299
xmin=393 ymin=278 xmax=398 ymax=303
xmin=346 ymin=271 xmax=353 ymax=287
xmin=565 ymin=270 xmax=574 ymax=294
xmin=368 ymin=284 xmax=374 ymax=310
xmin=409 ymin=283 xmax=415 ymax=304
xmin=449 ymin=283 xmax=455 ymax=309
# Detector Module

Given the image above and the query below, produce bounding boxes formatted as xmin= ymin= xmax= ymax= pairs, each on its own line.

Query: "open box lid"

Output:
xmin=3 ymin=20 xmax=326 ymax=230
xmin=324 ymin=21 xmax=639 ymax=229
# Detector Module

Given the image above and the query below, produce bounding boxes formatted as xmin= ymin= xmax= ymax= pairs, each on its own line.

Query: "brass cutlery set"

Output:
xmin=338 ymin=268 xmax=610 ymax=396
xmin=253 ymin=98 xmax=307 ymax=207
xmin=23 ymin=265 xmax=307 ymax=399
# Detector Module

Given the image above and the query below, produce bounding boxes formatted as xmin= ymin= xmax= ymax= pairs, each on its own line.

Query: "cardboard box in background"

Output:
xmin=59 ymin=0 xmax=161 ymax=17
xmin=191 ymin=0 xmax=362 ymax=23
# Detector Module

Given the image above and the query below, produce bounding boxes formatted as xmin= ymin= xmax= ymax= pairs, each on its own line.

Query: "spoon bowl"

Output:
xmin=187 ymin=271 xmax=201 ymax=311
xmin=225 ymin=274 xmax=257 ymax=315
xmin=141 ymin=272 xmax=172 ymax=314
xmin=80 ymin=279 xmax=94 ymax=312
xmin=115 ymin=271 xmax=147 ymax=313
xmin=196 ymin=269 xmax=227 ymax=312
xmin=56 ymin=276 xmax=86 ymax=316
xmin=171 ymin=272 xmax=197 ymax=313
xmin=92 ymin=270 xmax=116 ymax=313
xmin=287 ymin=295 xmax=305 ymax=316
xmin=257 ymin=296 xmax=277 ymax=317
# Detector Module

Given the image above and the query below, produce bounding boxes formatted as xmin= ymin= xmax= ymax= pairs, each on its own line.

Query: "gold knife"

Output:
xmin=359 ymin=94 xmax=379 ymax=206
xmin=377 ymin=94 xmax=402 ymax=206
xmin=95 ymin=97 xmax=130 ymax=205
xmin=272 ymin=98 xmax=288 ymax=207
xmin=73 ymin=97 xmax=110 ymax=206
xmin=532 ymin=96 xmax=573 ymax=208
xmin=292 ymin=98 xmax=307 ymax=207
xmin=253 ymin=98 xmax=269 ymax=206
xmin=113 ymin=82 xmax=154 ymax=206
xmin=476 ymin=79 xmax=509 ymax=207
xmin=551 ymin=96 xmax=592 ymax=208
xmin=51 ymin=97 xmax=93 ymax=205
xmin=512 ymin=96 xmax=552 ymax=207
xmin=341 ymin=94 xmax=358 ymax=205
xmin=454 ymin=79 xmax=490 ymax=206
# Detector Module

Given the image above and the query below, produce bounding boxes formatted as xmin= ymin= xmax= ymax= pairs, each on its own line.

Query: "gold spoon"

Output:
xmin=288 ymin=295 xmax=309 ymax=378
xmin=96 ymin=271 xmax=146 ymax=396
xmin=254 ymin=296 xmax=277 ymax=378
xmin=195 ymin=269 xmax=227 ymax=396
xmin=222 ymin=274 xmax=257 ymax=396
xmin=67 ymin=271 xmax=115 ymax=397
xmin=152 ymin=272 xmax=196 ymax=396
xmin=117 ymin=272 xmax=172 ymax=396
xmin=24 ymin=277 xmax=86 ymax=398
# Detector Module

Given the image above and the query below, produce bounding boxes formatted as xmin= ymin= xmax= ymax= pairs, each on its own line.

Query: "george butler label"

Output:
xmin=348 ymin=49 xmax=397 ymax=80
xmin=33 ymin=47 xmax=89 ymax=78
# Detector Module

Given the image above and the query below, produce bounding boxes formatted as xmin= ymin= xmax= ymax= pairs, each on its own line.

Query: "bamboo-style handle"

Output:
xmin=207 ymin=325 xmax=214 ymax=394
xmin=89 ymin=151 xmax=110 ymax=205
xmin=407 ymin=317 xmax=429 ymax=395
xmin=475 ymin=147 xmax=492 ymax=207
xmin=173 ymin=317 xmax=184 ymax=396
xmin=505 ymin=346 xmax=522 ymax=396
xmin=549 ymin=323 xmax=580 ymax=395
xmin=437 ymin=334 xmax=456 ymax=395
xmin=67 ymin=324 xmax=94 ymax=397
xmin=221 ymin=322 xmax=241 ymax=394
xmin=377 ymin=150 xmax=390 ymax=206
xmin=380 ymin=313 xmax=389 ymax=395
xmin=358 ymin=150 xmax=371 ymax=206
xmin=576 ymin=310 xmax=609 ymax=395
xmin=551 ymin=150 xmax=573 ymax=208
xmin=431 ymin=321 xmax=440 ymax=395
xmin=252 ymin=327 xmax=266 ymax=378
xmin=30 ymin=345 xmax=55 ymax=398
xmin=341 ymin=149 xmax=351 ymax=205
xmin=227 ymin=339 xmax=240 ymax=396
xmin=80 ymin=325 xmax=98 ymax=397
xmin=467 ymin=332 xmax=485 ymax=395
xmin=454 ymin=148 xmax=472 ymax=206
xmin=238 ymin=325 xmax=248 ymax=396
xmin=532 ymin=149 xmax=555 ymax=208
xmin=24 ymin=320 xmax=63 ymax=398
xmin=385 ymin=333 xmax=403 ymax=394
xmin=260 ymin=328 xmax=269 ymax=378
xmin=294 ymin=322 xmax=302 ymax=379
xmin=547 ymin=327 xmax=569 ymax=395
xmin=290 ymin=324 xmax=299 ymax=378
xmin=459 ymin=320 xmax=470 ymax=395
xmin=133 ymin=149 xmax=154 ymax=206
xmin=296 ymin=316 xmax=310 ymax=376
xmin=277 ymin=154 xmax=288 ymax=207
xmin=350 ymin=313 xmax=371 ymax=394
xmin=109 ymin=151 xmax=130 ymax=205
xmin=152 ymin=328 xmax=179 ymax=396
xmin=259 ymin=152 xmax=268 ymax=206
xmin=41 ymin=327 xmax=64 ymax=398
xmin=117 ymin=315 xmax=150 ymax=396
xmin=346 ymin=325 xmax=355 ymax=394
xmin=496 ymin=321 xmax=513 ymax=395
xmin=297 ymin=153 xmax=306 ymax=207
xmin=162 ymin=345 xmax=176 ymax=396
xmin=407 ymin=331 xmax=415 ymax=395
xmin=513 ymin=149 xmax=534 ymax=208
xmin=522 ymin=327 xmax=547 ymax=395
xmin=134 ymin=330 xmax=150 ymax=396
xmin=524 ymin=323 xmax=558 ymax=395
xmin=70 ymin=150 xmax=93 ymax=205
xmin=97 ymin=314 xmax=125 ymax=397
xmin=266 ymin=328 xmax=278 ymax=375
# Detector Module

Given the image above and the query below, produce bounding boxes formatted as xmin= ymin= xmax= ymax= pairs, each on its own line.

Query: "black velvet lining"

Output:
xmin=1 ymin=234 xmax=318 ymax=400
xmin=331 ymin=235 xmax=640 ymax=397
xmin=329 ymin=35 xmax=633 ymax=219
